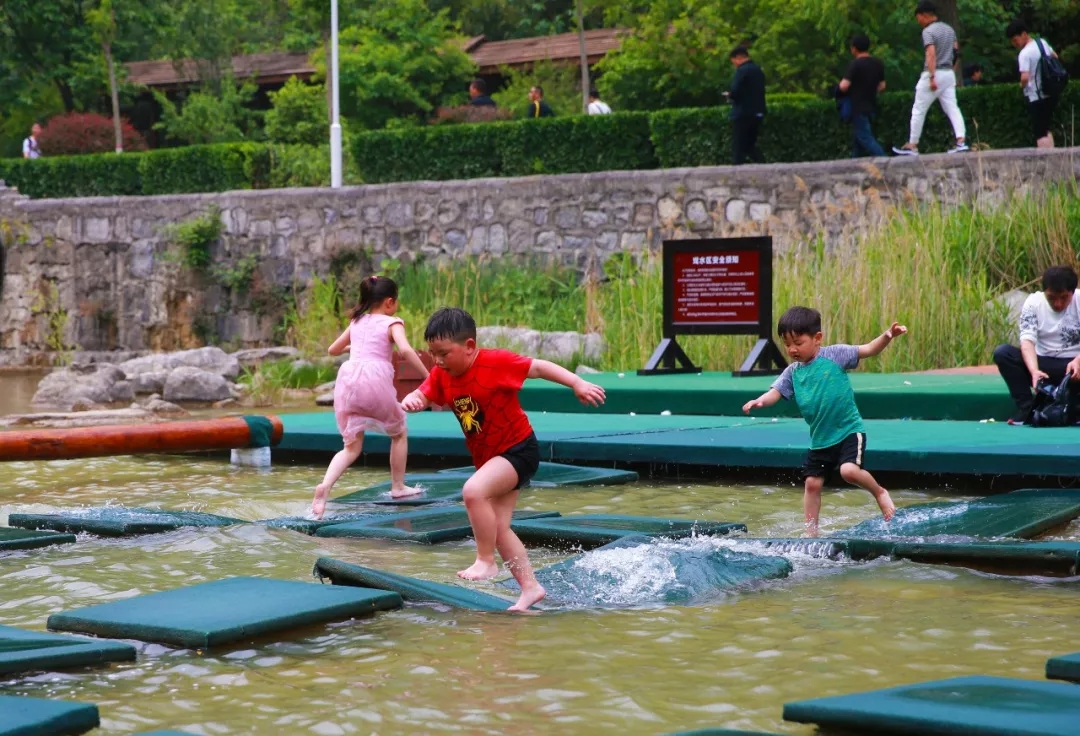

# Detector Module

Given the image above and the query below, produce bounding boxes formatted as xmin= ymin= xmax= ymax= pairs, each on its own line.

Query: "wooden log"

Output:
xmin=0 ymin=416 xmax=283 ymax=462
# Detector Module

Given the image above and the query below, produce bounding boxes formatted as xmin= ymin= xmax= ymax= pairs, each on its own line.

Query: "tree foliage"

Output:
xmin=491 ymin=60 xmax=584 ymax=118
xmin=265 ymin=76 xmax=328 ymax=145
xmin=154 ymin=77 xmax=260 ymax=144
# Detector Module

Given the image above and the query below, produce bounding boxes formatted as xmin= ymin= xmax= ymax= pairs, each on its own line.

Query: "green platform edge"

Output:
xmin=0 ymin=527 xmax=77 ymax=552
xmin=1046 ymin=652 xmax=1080 ymax=683
xmin=8 ymin=510 xmax=245 ymax=538
xmin=510 ymin=515 xmax=747 ymax=549
xmin=314 ymin=509 xmax=560 ymax=544
xmin=0 ymin=694 xmax=100 ymax=736
xmin=0 ymin=625 xmax=136 ymax=676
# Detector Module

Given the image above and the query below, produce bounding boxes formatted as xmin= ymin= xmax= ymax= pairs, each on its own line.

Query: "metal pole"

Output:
xmin=329 ymin=0 xmax=343 ymax=188
xmin=576 ymin=0 xmax=589 ymax=114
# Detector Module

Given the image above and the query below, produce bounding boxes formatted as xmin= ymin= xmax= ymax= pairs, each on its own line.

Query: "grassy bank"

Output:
xmin=280 ymin=186 xmax=1079 ymax=374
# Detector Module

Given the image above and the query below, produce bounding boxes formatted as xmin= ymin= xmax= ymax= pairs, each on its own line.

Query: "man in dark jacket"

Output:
xmin=469 ymin=79 xmax=496 ymax=107
xmin=526 ymin=86 xmax=555 ymax=118
xmin=726 ymin=46 xmax=766 ymax=165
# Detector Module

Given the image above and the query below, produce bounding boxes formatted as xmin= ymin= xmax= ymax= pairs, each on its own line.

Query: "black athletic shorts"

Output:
xmin=499 ymin=432 xmax=540 ymax=490
xmin=800 ymin=432 xmax=866 ymax=482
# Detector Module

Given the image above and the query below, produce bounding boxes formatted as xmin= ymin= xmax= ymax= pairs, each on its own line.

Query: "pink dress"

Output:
xmin=333 ymin=313 xmax=407 ymax=444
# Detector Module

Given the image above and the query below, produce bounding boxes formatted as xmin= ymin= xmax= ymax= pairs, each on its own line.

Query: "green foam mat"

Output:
xmin=0 ymin=694 xmax=99 ymax=736
xmin=132 ymin=732 xmax=199 ymax=735
xmin=439 ymin=461 xmax=639 ymax=487
xmin=8 ymin=508 xmax=244 ymax=538
xmin=782 ymin=675 xmax=1080 ymax=735
xmin=511 ymin=514 xmax=746 ymax=549
xmin=333 ymin=474 xmax=471 ymax=506
xmin=314 ymin=557 xmax=513 ymax=612
xmin=47 ymin=577 xmax=402 ymax=650
xmin=0 ymin=527 xmax=76 ymax=552
xmin=663 ymin=731 xmax=784 ymax=736
xmin=315 ymin=508 xmax=560 ymax=544
xmin=839 ymin=489 xmax=1080 ymax=540
xmin=0 ymin=625 xmax=135 ymax=676
xmin=258 ymin=512 xmax=385 ymax=535
xmin=726 ymin=538 xmax=861 ymax=561
xmin=505 ymin=536 xmax=792 ymax=607
xmin=886 ymin=540 xmax=1080 ymax=576
xmin=1046 ymin=653 xmax=1080 ymax=683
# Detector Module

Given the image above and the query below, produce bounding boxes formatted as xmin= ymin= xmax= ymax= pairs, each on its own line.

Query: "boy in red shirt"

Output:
xmin=402 ymin=307 xmax=606 ymax=612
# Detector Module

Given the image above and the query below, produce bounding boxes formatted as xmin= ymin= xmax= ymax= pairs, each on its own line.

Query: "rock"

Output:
xmin=281 ymin=388 xmax=314 ymax=400
xmin=131 ymin=370 xmax=170 ymax=394
xmin=583 ymin=334 xmax=606 ymax=362
xmin=540 ymin=331 xmax=585 ymax=362
xmin=315 ymin=381 xmax=336 ymax=393
xmin=477 ymin=326 xmax=542 ymax=355
xmin=575 ymin=365 xmax=601 ymax=375
xmin=995 ymin=289 xmax=1029 ymax=329
xmin=119 ymin=347 xmax=240 ymax=381
xmin=316 ymin=392 xmax=334 ymax=406
xmin=162 ymin=366 xmax=233 ymax=403
xmin=477 ymin=326 xmax=605 ymax=363
xmin=32 ymin=363 xmax=132 ymax=410
xmin=70 ymin=398 xmax=104 ymax=412
xmin=0 ymin=407 xmax=158 ymax=429
xmin=145 ymin=398 xmax=187 ymax=414
xmin=291 ymin=359 xmax=315 ymax=372
xmin=71 ymin=350 xmax=149 ymax=365
xmin=231 ymin=346 xmax=301 ymax=367
xmin=212 ymin=398 xmax=238 ymax=409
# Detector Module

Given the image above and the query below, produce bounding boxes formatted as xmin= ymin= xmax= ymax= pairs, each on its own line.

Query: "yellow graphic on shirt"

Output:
xmin=453 ymin=396 xmax=484 ymax=434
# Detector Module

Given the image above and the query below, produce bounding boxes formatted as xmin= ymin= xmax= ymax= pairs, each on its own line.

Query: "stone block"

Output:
xmin=415 ymin=202 xmax=435 ymax=223
xmin=596 ymin=231 xmax=618 ymax=251
xmin=686 ymin=199 xmax=709 ymax=227
xmin=362 ymin=206 xmax=383 ymax=224
xmin=249 ymin=219 xmax=273 ymax=237
xmin=620 ymin=231 xmax=647 ymax=250
xmin=749 ymin=203 xmax=772 ymax=221
xmin=533 ymin=207 xmax=549 ymax=226
xmin=469 ymin=226 xmax=488 ymax=254
xmin=508 ymin=219 xmax=532 ymax=253
xmin=536 ymin=231 xmax=561 ymax=251
xmin=489 ymin=224 xmax=507 ymax=255
xmin=437 ymin=200 xmax=461 ymax=225
xmin=445 ymin=229 xmax=467 ymax=255
xmin=554 ymin=207 xmax=580 ymax=229
xmin=85 ymin=217 xmax=110 ymax=243
xmin=386 ymin=202 xmax=413 ymax=228
xmin=582 ymin=210 xmax=608 ymax=229
xmin=657 ymin=196 xmax=681 ymax=222
xmin=275 ymin=216 xmax=297 ymax=235
xmin=633 ymin=203 xmax=654 ymax=226
xmin=298 ymin=210 xmax=322 ymax=233
xmin=725 ymin=200 xmax=747 ymax=224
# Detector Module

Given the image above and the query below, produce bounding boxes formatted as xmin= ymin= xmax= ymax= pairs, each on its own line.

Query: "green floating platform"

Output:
xmin=132 ymin=732 xmax=199 ymax=735
xmin=506 ymin=536 xmax=792 ymax=608
xmin=259 ymin=512 xmax=384 ymax=536
xmin=0 ymin=526 xmax=76 ymax=552
xmin=315 ymin=508 xmax=560 ymax=544
xmin=0 ymin=625 xmax=135 ymax=676
xmin=9 ymin=508 xmax=243 ymax=538
xmin=47 ymin=577 xmax=402 ymax=650
xmin=314 ymin=557 xmax=513 ymax=612
xmin=511 ymin=514 xmax=746 ymax=549
xmin=839 ymin=489 xmax=1080 ymax=540
xmin=663 ymin=731 xmax=784 ymax=736
xmin=782 ymin=675 xmax=1080 ymax=736
xmin=0 ymin=694 xmax=99 ymax=736
xmin=1047 ymin=653 xmax=1080 ymax=683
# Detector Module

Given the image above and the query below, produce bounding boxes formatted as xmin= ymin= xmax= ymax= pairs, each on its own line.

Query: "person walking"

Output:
xmin=893 ymin=1 xmax=969 ymax=156
xmin=525 ymin=86 xmax=554 ymax=118
xmin=22 ymin=123 xmax=42 ymax=159
xmin=839 ymin=34 xmax=887 ymax=158
xmin=587 ymin=88 xmax=611 ymax=115
xmin=726 ymin=46 xmax=766 ymax=165
xmin=468 ymin=79 xmax=497 ymax=107
xmin=1006 ymin=20 xmax=1066 ymax=148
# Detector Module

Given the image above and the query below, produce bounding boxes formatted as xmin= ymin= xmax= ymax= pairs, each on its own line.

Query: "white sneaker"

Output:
xmin=892 ymin=146 xmax=919 ymax=156
xmin=947 ymin=142 xmax=970 ymax=153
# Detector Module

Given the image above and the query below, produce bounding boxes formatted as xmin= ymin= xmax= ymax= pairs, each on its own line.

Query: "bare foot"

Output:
xmin=311 ymin=484 xmax=330 ymax=520
xmin=803 ymin=522 xmax=819 ymax=539
xmin=508 ymin=584 xmax=546 ymax=613
xmin=877 ymin=490 xmax=896 ymax=521
xmin=389 ymin=485 xmax=424 ymax=499
xmin=457 ymin=559 xmax=499 ymax=581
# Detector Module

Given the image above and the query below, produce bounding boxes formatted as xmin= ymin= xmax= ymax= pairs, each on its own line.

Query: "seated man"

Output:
xmin=993 ymin=265 xmax=1080 ymax=424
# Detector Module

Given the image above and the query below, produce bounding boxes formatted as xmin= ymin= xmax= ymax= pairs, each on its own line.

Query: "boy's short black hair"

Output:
xmin=850 ymin=34 xmax=871 ymax=53
xmin=777 ymin=306 xmax=822 ymax=337
xmin=424 ymin=307 xmax=477 ymax=343
xmin=1042 ymin=266 xmax=1078 ymax=294
xmin=729 ymin=46 xmax=750 ymax=60
xmin=915 ymin=1 xmax=937 ymax=15
xmin=1005 ymin=19 xmax=1028 ymax=39
xmin=470 ymin=78 xmax=487 ymax=94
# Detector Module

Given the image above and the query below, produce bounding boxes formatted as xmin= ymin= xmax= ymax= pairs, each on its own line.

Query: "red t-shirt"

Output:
xmin=419 ymin=349 xmax=534 ymax=469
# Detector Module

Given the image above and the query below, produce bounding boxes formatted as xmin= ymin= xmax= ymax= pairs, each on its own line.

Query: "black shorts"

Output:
xmin=499 ymin=433 xmax=540 ymax=490
xmin=801 ymin=432 xmax=866 ymax=482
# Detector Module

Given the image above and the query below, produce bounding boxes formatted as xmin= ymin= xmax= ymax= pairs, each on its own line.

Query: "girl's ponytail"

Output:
xmin=349 ymin=275 xmax=399 ymax=320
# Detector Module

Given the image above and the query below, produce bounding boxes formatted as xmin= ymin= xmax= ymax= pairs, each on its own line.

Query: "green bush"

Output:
xmin=138 ymin=144 xmax=253 ymax=195
xmin=495 ymin=113 xmax=656 ymax=177
xmin=0 ymin=153 xmax=143 ymax=198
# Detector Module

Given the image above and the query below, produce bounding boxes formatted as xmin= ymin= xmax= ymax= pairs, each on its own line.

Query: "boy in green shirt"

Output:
xmin=743 ymin=306 xmax=906 ymax=536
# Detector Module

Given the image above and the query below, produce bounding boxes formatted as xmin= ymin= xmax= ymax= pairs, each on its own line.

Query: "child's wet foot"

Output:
xmin=878 ymin=490 xmax=896 ymax=521
xmin=803 ymin=523 xmax=819 ymax=539
xmin=508 ymin=584 xmax=546 ymax=612
xmin=389 ymin=485 xmax=424 ymax=499
xmin=311 ymin=484 xmax=329 ymax=520
xmin=458 ymin=559 xmax=499 ymax=581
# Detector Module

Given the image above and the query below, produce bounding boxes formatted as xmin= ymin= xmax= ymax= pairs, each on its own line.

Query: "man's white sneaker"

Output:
xmin=947 ymin=143 xmax=970 ymax=153
xmin=892 ymin=146 xmax=919 ymax=156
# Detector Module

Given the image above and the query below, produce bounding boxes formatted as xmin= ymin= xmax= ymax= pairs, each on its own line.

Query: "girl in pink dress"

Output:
xmin=311 ymin=276 xmax=429 ymax=518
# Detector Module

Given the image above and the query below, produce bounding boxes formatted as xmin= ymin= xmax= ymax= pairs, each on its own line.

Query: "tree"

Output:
xmin=87 ymin=0 xmax=124 ymax=153
xmin=491 ymin=60 xmax=584 ymax=117
xmin=153 ymin=76 xmax=260 ymax=144
xmin=265 ymin=76 xmax=328 ymax=145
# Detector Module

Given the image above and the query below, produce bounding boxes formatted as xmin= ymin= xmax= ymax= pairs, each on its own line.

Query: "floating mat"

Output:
xmin=439 ymin=461 xmax=639 ymax=487
xmin=726 ymin=538 xmax=860 ymax=561
xmin=315 ymin=508 xmax=560 ymax=544
xmin=0 ymin=527 xmax=76 ymax=552
xmin=503 ymin=536 xmax=792 ymax=607
xmin=1046 ymin=653 xmax=1080 ymax=683
xmin=511 ymin=514 xmax=746 ymax=549
xmin=782 ymin=675 xmax=1080 ymax=736
xmin=259 ymin=512 xmax=385 ymax=535
xmin=9 ymin=508 xmax=244 ymax=538
xmin=0 ymin=625 xmax=135 ymax=676
xmin=47 ymin=577 xmax=402 ymax=650
xmin=131 ymin=732 xmax=199 ymax=735
xmin=0 ymin=694 xmax=99 ymax=736
xmin=314 ymin=557 xmax=513 ymax=612
xmin=838 ymin=489 xmax=1080 ymax=540
xmin=882 ymin=540 xmax=1080 ymax=577
xmin=333 ymin=474 xmax=471 ymax=506
xmin=663 ymin=731 xmax=784 ymax=736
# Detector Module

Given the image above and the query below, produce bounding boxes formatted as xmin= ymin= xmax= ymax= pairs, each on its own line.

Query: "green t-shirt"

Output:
xmin=772 ymin=344 xmax=865 ymax=449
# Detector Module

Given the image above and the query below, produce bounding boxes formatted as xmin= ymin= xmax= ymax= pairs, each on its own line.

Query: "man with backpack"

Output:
xmin=1007 ymin=20 xmax=1068 ymax=148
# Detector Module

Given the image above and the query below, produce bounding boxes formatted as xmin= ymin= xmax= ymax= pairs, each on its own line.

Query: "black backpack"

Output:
xmin=1036 ymin=39 xmax=1069 ymax=98
xmin=1028 ymin=374 xmax=1080 ymax=427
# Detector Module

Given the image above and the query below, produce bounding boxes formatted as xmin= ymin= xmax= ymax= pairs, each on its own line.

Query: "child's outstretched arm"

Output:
xmin=327 ymin=326 xmax=351 ymax=356
xmin=401 ymin=389 xmax=431 ymax=412
xmin=743 ymin=388 xmax=782 ymax=414
xmin=388 ymin=323 xmax=429 ymax=379
xmin=858 ymin=322 xmax=908 ymax=359
xmin=528 ymin=359 xmax=605 ymax=407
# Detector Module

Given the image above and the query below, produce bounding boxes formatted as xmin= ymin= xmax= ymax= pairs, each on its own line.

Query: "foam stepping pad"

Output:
xmin=439 ymin=461 xmax=639 ymax=487
xmin=9 ymin=508 xmax=244 ymax=538
xmin=503 ymin=536 xmax=791 ymax=607
xmin=314 ymin=557 xmax=513 ymax=612
xmin=884 ymin=540 xmax=1080 ymax=577
xmin=131 ymin=732 xmax=200 ymax=735
xmin=782 ymin=675 xmax=1080 ymax=736
xmin=0 ymin=526 xmax=76 ymax=552
xmin=315 ymin=507 xmax=560 ymax=544
xmin=1047 ymin=653 xmax=1080 ymax=683
xmin=838 ymin=489 xmax=1080 ymax=540
xmin=333 ymin=474 xmax=472 ymax=506
xmin=259 ymin=512 xmax=385 ymax=536
xmin=662 ymin=730 xmax=785 ymax=736
xmin=511 ymin=514 xmax=746 ymax=549
xmin=0 ymin=625 xmax=135 ymax=676
xmin=724 ymin=538 xmax=864 ymax=561
xmin=47 ymin=577 xmax=402 ymax=650
xmin=0 ymin=694 xmax=99 ymax=736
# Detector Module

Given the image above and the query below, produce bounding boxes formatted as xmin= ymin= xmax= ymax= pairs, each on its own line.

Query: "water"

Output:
xmin=1 ymin=455 xmax=1078 ymax=735
xmin=0 ymin=371 xmax=46 ymax=416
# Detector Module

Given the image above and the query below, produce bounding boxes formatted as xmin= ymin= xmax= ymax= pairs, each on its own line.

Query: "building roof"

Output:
xmin=125 ymin=29 xmax=626 ymax=89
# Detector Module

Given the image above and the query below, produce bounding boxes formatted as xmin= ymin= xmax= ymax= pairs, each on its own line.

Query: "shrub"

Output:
xmin=265 ymin=76 xmax=328 ymax=146
xmin=38 ymin=112 xmax=147 ymax=155
xmin=430 ymin=105 xmax=513 ymax=125
xmin=137 ymin=144 xmax=254 ymax=195
xmin=495 ymin=112 xmax=656 ymax=176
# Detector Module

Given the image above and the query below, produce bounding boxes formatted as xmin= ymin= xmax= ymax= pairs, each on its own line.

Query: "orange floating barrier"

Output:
xmin=0 ymin=415 xmax=282 ymax=462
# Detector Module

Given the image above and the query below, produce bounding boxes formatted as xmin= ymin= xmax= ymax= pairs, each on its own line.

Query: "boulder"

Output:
xmin=120 ymin=347 xmax=241 ymax=381
xmin=315 ymin=381 xmax=336 ymax=393
xmin=316 ymin=392 xmax=334 ymax=406
xmin=162 ymin=366 xmax=232 ymax=403
xmin=477 ymin=326 xmax=606 ymax=363
xmin=231 ymin=346 xmax=301 ymax=367
xmin=996 ymin=289 xmax=1029 ymax=330
xmin=575 ymin=365 xmax=601 ymax=375
xmin=130 ymin=370 xmax=170 ymax=395
xmin=144 ymin=398 xmax=187 ymax=415
xmin=31 ymin=363 xmax=134 ymax=410
xmin=477 ymin=326 xmax=542 ymax=356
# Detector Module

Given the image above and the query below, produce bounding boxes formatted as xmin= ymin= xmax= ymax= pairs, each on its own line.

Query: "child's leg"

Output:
xmin=840 ymin=463 xmax=896 ymax=521
xmin=312 ymin=434 xmax=364 ymax=519
xmin=803 ymin=475 xmax=825 ymax=537
xmin=491 ymin=490 xmax=545 ymax=612
xmin=458 ymin=456 xmax=519 ymax=581
xmin=387 ymin=431 xmax=422 ymax=498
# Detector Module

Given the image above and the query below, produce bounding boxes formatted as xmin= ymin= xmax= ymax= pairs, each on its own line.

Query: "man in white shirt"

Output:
xmin=993 ymin=266 xmax=1080 ymax=423
xmin=22 ymin=123 xmax=42 ymax=159
xmin=587 ymin=88 xmax=611 ymax=115
xmin=1007 ymin=20 xmax=1061 ymax=148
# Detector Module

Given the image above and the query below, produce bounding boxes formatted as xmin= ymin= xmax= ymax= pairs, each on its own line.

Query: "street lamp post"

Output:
xmin=329 ymin=0 xmax=343 ymax=188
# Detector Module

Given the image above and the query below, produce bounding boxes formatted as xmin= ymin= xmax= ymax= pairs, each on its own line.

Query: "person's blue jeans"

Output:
xmin=851 ymin=113 xmax=885 ymax=158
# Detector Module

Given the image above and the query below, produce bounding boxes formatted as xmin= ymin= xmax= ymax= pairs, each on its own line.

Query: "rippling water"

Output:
xmin=1 ymin=454 xmax=1078 ymax=735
